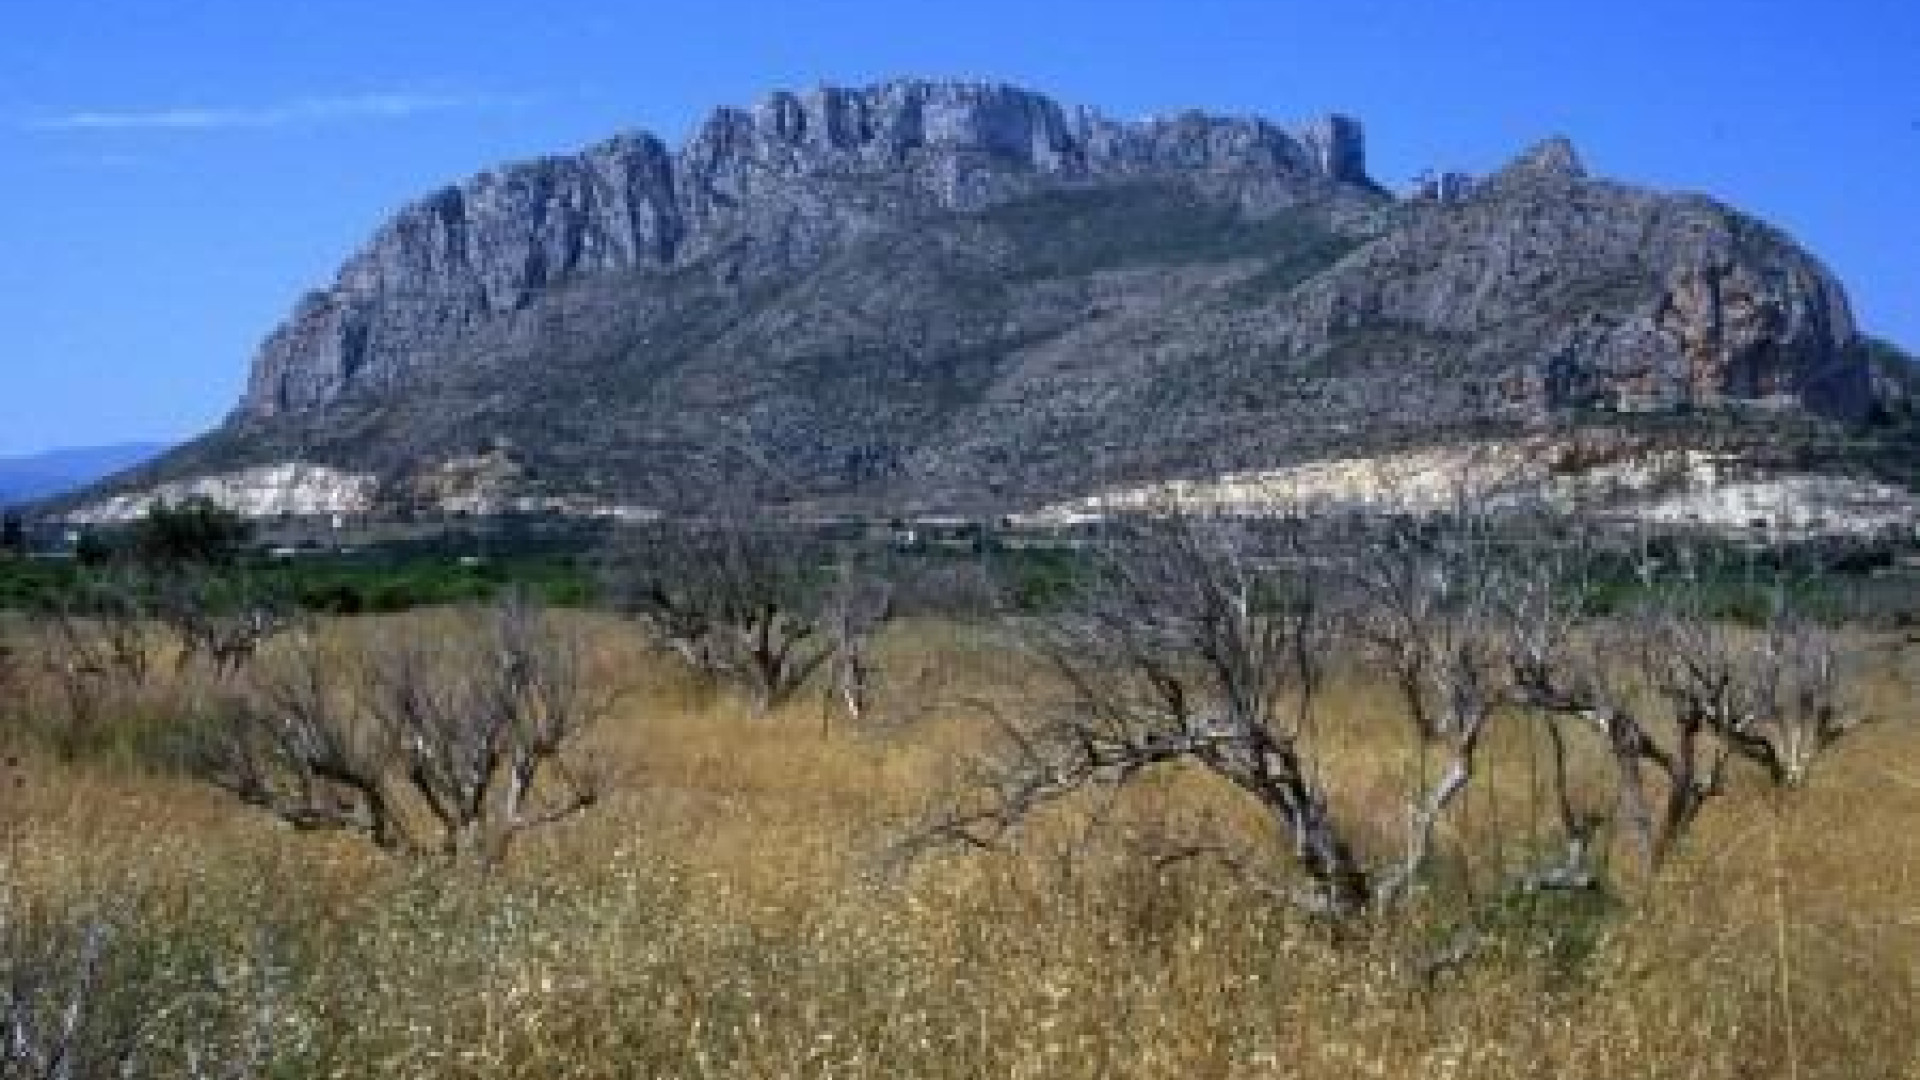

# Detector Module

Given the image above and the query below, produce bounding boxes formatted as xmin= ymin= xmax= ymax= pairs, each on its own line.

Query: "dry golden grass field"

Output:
xmin=2 ymin=613 xmax=1917 ymax=1079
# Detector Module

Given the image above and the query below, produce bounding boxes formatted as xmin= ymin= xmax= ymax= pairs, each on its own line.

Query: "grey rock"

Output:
xmin=1300 ymin=115 xmax=1369 ymax=186
xmin=1495 ymin=136 xmax=1587 ymax=184
xmin=1410 ymin=171 xmax=1477 ymax=204
xmin=130 ymin=79 xmax=1881 ymax=518
xmin=240 ymin=79 xmax=1365 ymax=418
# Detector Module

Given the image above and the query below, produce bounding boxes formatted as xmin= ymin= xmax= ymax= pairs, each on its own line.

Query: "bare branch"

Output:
xmin=604 ymin=520 xmax=841 ymax=714
xmin=906 ymin=510 xmax=1374 ymax=917
xmin=156 ymin=570 xmax=292 ymax=680
xmin=187 ymin=591 xmax=604 ymax=866
xmin=1507 ymin=534 xmax=1867 ymax=869
xmin=190 ymin=631 xmax=404 ymax=850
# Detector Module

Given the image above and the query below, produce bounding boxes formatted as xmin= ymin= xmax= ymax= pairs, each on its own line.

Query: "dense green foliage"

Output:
xmin=128 ymin=496 xmax=252 ymax=567
xmin=3 ymin=516 xmax=1912 ymax=627
xmin=267 ymin=553 xmax=594 ymax=613
xmin=0 ymin=551 xmax=595 ymax=614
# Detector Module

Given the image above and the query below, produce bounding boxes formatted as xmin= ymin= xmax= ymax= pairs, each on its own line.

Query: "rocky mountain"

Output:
xmin=86 ymin=79 xmax=1892 ymax=521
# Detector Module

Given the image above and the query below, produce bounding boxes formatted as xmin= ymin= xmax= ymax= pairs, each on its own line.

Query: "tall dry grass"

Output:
xmin=0 ymin=614 xmax=1915 ymax=1078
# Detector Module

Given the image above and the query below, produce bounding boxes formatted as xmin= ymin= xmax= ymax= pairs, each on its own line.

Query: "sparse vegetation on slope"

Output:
xmin=979 ymin=182 xmax=1361 ymax=282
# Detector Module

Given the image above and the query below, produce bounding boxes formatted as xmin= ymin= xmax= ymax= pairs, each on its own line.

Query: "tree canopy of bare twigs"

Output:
xmin=12 ymin=567 xmax=293 ymax=761
xmin=189 ymin=591 xmax=606 ymax=866
xmin=154 ymin=569 xmax=294 ymax=680
xmin=914 ymin=512 xmax=1381 ymax=915
xmin=1508 ymin=539 xmax=1862 ymax=868
xmin=37 ymin=572 xmax=155 ymax=686
xmin=24 ymin=571 xmax=161 ymax=758
xmin=603 ymin=521 xmax=891 ymax=717
xmin=821 ymin=560 xmax=895 ymax=727
xmin=908 ymin=496 xmax=1871 ymax=935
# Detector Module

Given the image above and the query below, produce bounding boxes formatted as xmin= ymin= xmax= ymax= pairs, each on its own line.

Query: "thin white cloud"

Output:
xmin=26 ymin=91 xmax=528 ymax=132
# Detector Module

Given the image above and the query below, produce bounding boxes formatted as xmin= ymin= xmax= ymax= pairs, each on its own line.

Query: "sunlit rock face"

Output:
xmin=97 ymin=79 xmax=1882 ymax=519
xmin=1024 ymin=439 xmax=1919 ymax=536
xmin=64 ymin=464 xmax=377 ymax=524
xmin=238 ymin=80 xmax=1369 ymax=419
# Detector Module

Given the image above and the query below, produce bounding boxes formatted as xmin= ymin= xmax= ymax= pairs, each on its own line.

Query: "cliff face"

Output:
xmin=241 ymin=80 xmax=1369 ymax=417
xmin=1269 ymin=139 xmax=1867 ymax=420
xmin=118 ymin=79 xmax=1883 ymax=518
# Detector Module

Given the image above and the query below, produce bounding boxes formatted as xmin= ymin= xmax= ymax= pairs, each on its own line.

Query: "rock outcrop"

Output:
xmin=99 ymin=78 xmax=1887 ymax=519
xmin=1022 ymin=438 xmax=1920 ymax=536
xmin=242 ymin=80 xmax=1372 ymax=417
xmin=64 ymin=463 xmax=376 ymax=524
xmin=1268 ymin=140 xmax=1868 ymax=421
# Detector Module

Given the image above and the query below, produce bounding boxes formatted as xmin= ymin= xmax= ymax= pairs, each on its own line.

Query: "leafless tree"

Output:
xmin=1331 ymin=502 xmax=1593 ymax=902
xmin=28 ymin=574 xmax=157 ymax=756
xmin=193 ymin=631 xmax=403 ymax=849
xmin=38 ymin=573 xmax=153 ymax=679
xmin=908 ymin=495 xmax=1870 ymax=933
xmin=0 ymin=628 xmax=18 ymax=719
xmin=191 ymin=591 xmax=605 ymax=866
xmin=1 ymin=612 xmax=33 ymax=741
xmin=821 ymin=560 xmax=895 ymax=729
xmin=157 ymin=571 xmax=291 ymax=679
xmin=605 ymin=520 xmax=846 ymax=715
xmin=911 ymin=511 xmax=1382 ymax=916
xmin=365 ymin=591 xmax=603 ymax=861
xmin=1509 ymin=541 xmax=1862 ymax=869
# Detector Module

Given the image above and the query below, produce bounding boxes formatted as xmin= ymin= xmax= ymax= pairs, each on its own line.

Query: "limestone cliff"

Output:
xmin=100 ymin=79 xmax=1885 ymax=519
xmin=241 ymin=80 xmax=1370 ymax=417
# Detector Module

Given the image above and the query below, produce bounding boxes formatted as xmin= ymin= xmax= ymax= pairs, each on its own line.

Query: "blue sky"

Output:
xmin=1 ymin=0 xmax=1914 ymax=455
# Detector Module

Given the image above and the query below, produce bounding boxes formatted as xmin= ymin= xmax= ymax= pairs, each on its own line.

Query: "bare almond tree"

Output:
xmin=0 ymin=627 xmax=19 ymax=722
xmin=1510 ymin=541 xmax=1862 ymax=868
xmin=191 ymin=591 xmax=605 ymax=866
xmin=365 ymin=591 xmax=602 ymax=861
xmin=822 ymin=559 xmax=895 ymax=728
xmin=157 ymin=571 xmax=291 ymax=679
xmin=1333 ymin=503 xmax=1562 ymax=902
xmin=605 ymin=521 xmax=844 ymax=715
xmin=30 ymin=574 xmax=157 ymax=757
xmin=911 ymin=512 xmax=1377 ymax=915
xmin=193 ymin=631 xmax=403 ymax=849
xmin=38 ymin=574 xmax=153 ymax=680
xmin=909 ymin=498 xmax=1870 ymax=932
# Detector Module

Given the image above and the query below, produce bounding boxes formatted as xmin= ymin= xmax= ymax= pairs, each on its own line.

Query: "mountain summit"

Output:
xmin=238 ymin=80 xmax=1374 ymax=418
xmin=100 ymin=79 xmax=1878 ymax=519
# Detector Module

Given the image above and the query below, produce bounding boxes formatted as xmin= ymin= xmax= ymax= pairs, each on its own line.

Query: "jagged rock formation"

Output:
xmin=99 ymin=79 xmax=1886 ymax=519
xmin=242 ymin=81 xmax=1371 ymax=417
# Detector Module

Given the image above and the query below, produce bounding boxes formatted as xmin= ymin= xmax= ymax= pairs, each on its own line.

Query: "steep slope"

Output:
xmin=90 ymin=79 xmax=1879 ymax=520
xmin=238 ymin=81 xmax=1370 ymax=419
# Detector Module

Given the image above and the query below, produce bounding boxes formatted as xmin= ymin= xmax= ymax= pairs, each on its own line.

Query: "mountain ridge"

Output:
xmin=239 ymin=79 xmax=1374 ymax=419
xmin=85 ymin=78 xmax=1890 ymax=521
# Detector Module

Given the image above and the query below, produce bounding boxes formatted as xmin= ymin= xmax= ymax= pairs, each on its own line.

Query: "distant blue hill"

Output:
xmin=0 ymin=442 xmax=169 ymax=506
